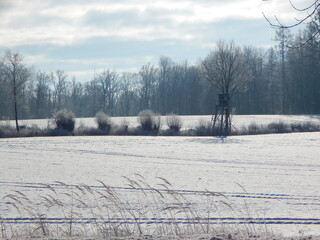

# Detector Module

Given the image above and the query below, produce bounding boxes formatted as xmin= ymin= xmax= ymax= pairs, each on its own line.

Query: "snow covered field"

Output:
xmin=2 ymin=114 xmax=320 ymax=130
xmin=1 ymin=130 xmax=320 ymax=237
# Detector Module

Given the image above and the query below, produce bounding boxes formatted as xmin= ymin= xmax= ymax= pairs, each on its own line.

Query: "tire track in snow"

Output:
xmin=1 ymin=181 xmax=320 ymax=226
xmin=1 ymin=217 xmax=320 ymax=225
xmin=1 ymin=181 xmax=320 ymax=202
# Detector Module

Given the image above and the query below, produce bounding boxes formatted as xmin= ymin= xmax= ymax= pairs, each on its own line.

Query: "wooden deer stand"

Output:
xmin=211 ymin=94 xmax=231 ymax=136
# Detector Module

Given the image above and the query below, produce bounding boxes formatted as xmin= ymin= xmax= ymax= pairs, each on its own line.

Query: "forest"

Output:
xmin=0 ymin=14 xmax=319 ymax=121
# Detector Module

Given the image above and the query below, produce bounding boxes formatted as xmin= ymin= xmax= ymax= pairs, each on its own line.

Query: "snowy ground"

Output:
xmin=2 ymin=114 xmax=320 ymax=130
xmin=0 ymin=131 xmax=320 ymax=237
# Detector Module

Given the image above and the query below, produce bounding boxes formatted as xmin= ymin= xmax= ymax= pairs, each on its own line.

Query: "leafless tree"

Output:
xmin=96 ymin=69 xmax=119 ymax=115
xmin=35 ymin=71 xmax=51 ymax=118
xmin=263 ymin=0 xmax=320 ymax=46
xmin=275 ymin=28 xmax=292 ymax=113
xmin=139 ymin=63 xmax=157 ymax=110
xmin=118 ymin=72 xmax=139 ymax=116
xmin=84 ymin=79 xmax=100 ymax=116
xmin=202 ymin=40 xmax=251 ymax=135
xmin=70 ymin=77 xmax=84 ymax=116
xmin=53 ymin=70 xmax=69 ymax=111
xmin=157 ymin=56 xmax=172 ymax=113
xmin=1 ymin=50 xmax=31 ymax=133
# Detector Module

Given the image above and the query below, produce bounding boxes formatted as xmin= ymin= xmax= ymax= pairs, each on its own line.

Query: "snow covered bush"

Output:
xmin=247 ymin=122 xmax=262 ymax=135
xmin=0 ymin=124 xmax=17 ymax=138
xmin=19 ymin=125 xmax=43 ymax=137
xmin=267 ymin=121 xmax=290 ymax=133
xmin=195 ymin=119 xmax=213 ymax=136
xmin=95 ymin=111 xmax=112 ymax=133
xmin=53 ymin=109 xmax=75 ymax=133
xmin=115 ymin=120 xmax=129 ymax=135
xmin=138 ymin=109 xmax=161 ymax=132
xmin=290 ymin=122 xmax=320 ymax=132
xmin=166 ymin=114 xmax=182 ymax=132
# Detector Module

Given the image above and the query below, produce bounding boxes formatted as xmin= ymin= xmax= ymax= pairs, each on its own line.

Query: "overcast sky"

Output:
xmin=0 ymin=0 xmax=309 ymax=82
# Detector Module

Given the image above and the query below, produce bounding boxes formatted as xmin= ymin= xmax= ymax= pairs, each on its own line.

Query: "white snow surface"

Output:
xmin=0 ymin=131 xmax=320 ymax=237
xmin=2 ymin=114 xmax=320 ymax=130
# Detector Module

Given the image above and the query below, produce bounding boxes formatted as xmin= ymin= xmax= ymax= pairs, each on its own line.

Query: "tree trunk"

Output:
xmin=224 ymin=96 xmax=231 ymax=136
xmin=13 ymin=67 xmax=20 ymax=134
xmin=225 ymin=106 xmax=229 ymax=136
xmin=14 ymin=99 xmax=19 ymax=134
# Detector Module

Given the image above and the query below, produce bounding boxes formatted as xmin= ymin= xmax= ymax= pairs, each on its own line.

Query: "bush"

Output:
xmin=53 ymin=109 xmax=75 ymax=132
xmin=19 ymin=125 xmax=43 ymax=137
xmin=247 ymin=122 xmax=263 ymax=135
xmin=166 ymin=114 xmax=182 ymax=132
xmin=114 ymin=120 xmax=129 ymax=135
xmin=95 ymin=111 xmax=112 ymax=133
xmin=46 ymin=128 xmax=73 ymax=136
xmin=138 ymin=110 xmax=161 ymax=132
xmin=267 ymin=121 xmax=290 ymax=133
xmin=0 ymin=124 xmax=17 ymax=138
xmin=290 ymin=122 xmax=320 ymax=132
xmin=195 ymin=119 xmax=213 ymax=136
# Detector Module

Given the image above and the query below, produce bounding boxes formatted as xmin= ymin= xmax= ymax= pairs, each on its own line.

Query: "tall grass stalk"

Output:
xmin=1 ymin=177 xmax=240 ymax=239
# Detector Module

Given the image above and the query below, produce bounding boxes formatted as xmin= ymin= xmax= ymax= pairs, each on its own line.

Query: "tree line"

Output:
xmin=0 ymin=13 xmax=319 ymax=122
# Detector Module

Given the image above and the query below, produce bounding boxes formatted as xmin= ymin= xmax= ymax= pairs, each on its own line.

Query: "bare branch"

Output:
xmin=263 ymin=1 xmax=319 ymax=29
xmin=263 ymin=0 xmax=320 ymax=47
xmin=289 ymin=0 xmax=318 ymax=12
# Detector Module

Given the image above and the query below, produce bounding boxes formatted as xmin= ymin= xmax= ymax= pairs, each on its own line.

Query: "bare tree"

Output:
xmin=263 ymin=0 xmax=320 ymax=46
xmin=70 ymin=77 xmax=84 ymax=116
xmin=53 ymin=70 xmax=69 ymax=111
xmin=35 ymin=71 xmax=51 ymax=118
xmin=201 ymin=40 xmax=251 ymax=135
xmin=157 ymin=56 xmax=172 ymax=113
xmin=139 ymin=63 xmax=157 ymax=110
xmin=118 ymin=72 xmax=139 ymax=116
xmin=84 ymin=79 xmax=100 ymax=116
xmin=275 ymin=28 xmax=292 ymax=113
xmin=1 ymin=50 xmax=31 ymax=133
xmin=0 ymin=59 xmax=11 ymax=119
xmin=96 ymin=69 xmax=119 ymax=115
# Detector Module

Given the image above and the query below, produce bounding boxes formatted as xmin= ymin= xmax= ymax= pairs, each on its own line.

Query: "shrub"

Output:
xmin=53 ymin=109 xmax=75 ymax=132
xmin=114 ymin=120 xmax=129 ymax=135
xmin=138 ymin=110 xmax=161 ymax=132
xmin=46 ymin=128 xmax=73 ymax=136
xmin=247 ymin=122 xmax=262 ymax=135
xmin=0 ymin=124 xmax=17 ymax=138
xmin=95 ymin=111 xmax=112 ymax=133
xmin=290 ymin=122 xmax=320 ymax=132
xmin=166 ymin=114 xmax=182 ymax=132
xmin=195 ymin=119 xmax=213 ymax=136
xmin=77 ymin=126 xmax=109 ymax=136
xmin=267 ymin=121 xmax=290 ymax=133
xmin=19 ymin=125 xmax=43 ymax=137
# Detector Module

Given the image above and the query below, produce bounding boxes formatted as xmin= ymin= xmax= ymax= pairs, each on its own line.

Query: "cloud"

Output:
xmin=18 ymin=34 xmax=208 ymax=82
xmin=0 ymin=0 xmax=281 ymax=47
xmin=23 ymin=52 xmax=159 ymax=82
xmin=0 ymin=0 xmax=14 ymax=12
xmin=0 ymin=0 xmax=309 ymax=82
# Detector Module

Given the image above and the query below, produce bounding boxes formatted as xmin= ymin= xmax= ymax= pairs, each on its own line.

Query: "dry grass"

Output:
xmin=2 ymin=116 xmax=320 ymax=138
xmin=166 ymin=114 xmax=182 ymax=132
xmin=233 ymin=121 xmax=320 ymax=135
xmin=0 ymin=176 xmax=275 ymax=239
xmin=138 ymin=110 xmax=161 ymax=132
